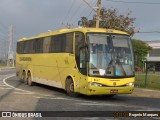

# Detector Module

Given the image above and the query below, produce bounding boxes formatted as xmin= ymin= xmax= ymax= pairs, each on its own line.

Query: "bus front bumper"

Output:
xmin=85 ymin=86 xmax=134 ymax=96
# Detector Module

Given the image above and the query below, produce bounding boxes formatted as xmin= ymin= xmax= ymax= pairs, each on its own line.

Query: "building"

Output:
xmin=145 ymin=40 xmax=160 ymax=71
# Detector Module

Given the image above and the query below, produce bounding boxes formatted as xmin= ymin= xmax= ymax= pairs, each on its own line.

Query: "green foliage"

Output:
xmin=135 ymin=73 xmax=160 ymax=90
xmin=81 ymin=8 xmax=151 ymax=69
xmin=132 ymin=39 xmax=152 ymax=67
xmin=81 ymin=8 xmax=138 ymax=36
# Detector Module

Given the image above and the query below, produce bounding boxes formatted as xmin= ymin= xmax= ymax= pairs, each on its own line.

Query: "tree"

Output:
xmin=131 ymin=39 xmax=152 ymax=68
xmin=81 ymin=8 xmax=138 ymax=36
xmin=81 ymin=8 xmax=151 ymax=69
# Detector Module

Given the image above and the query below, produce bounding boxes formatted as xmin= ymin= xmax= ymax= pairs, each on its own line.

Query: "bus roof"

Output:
xmin=18 ymin=28 xmax=128 ymax=42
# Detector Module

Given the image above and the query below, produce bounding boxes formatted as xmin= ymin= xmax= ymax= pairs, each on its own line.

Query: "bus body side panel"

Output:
xmin=57 ymin=53 xmax=79 ymax=91
xmin=16 ymin=54 xmax=33 ymax=79
xmin=32 ymin=53 xmax=62 ymax=88
xmin=56 ymin=53 xmax=89 ymax=93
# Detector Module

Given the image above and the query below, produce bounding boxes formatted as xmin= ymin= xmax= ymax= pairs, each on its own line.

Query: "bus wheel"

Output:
xmin=22 ymin=71 xmax=27 ymax=84
xmin=66 ymin=78 xmax=78 ymax=97
xmin=27 ymin=73 xmax=33 ymax=86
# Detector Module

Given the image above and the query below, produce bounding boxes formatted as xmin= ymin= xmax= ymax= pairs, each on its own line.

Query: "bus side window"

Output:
xmin=24 ymin=41 xmax=28 ymax=54
xmin=75 ymin=32 xmax=85 ymax=67
xmin=30 ymin=40 xmax=35 ymax=53
xmin=65 ymin=33 xmax=73 ymax=53
xmin=16 ymin=42 xmax=20 ymax=54
xmin=36 ymin=39 xmax=43 ymax=53
xmin=56 ymin=35 xmax=62 ymax=52
xmin=50 ymin=33 xmax=73 ymax=53
xmin=20 ymin=42 xmax=25 ymax=54
xmin=75 ymin=32 xmax=86 ymax=75
xmin=51 ymin=35 xmax=63 ymax=53
xmin=51 ymin=36 xmax=56 ymax=52
xmin=43 ymin=37 xmax=51 ymax=53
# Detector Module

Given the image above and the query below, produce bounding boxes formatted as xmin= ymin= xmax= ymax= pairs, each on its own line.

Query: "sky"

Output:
xmin=0 ymin=0 xmax=160 ymax=58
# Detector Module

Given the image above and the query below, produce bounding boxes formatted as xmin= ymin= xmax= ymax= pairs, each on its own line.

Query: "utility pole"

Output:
xmin=7 ymin=25 xmax=15 ymax=67
xmin=2 ymin=34 xmax=7 ymax=65
xmin=96 ymin=0 xmax=101 ymax=28
xmin=82 ymin=0 xmax=101 ymax=28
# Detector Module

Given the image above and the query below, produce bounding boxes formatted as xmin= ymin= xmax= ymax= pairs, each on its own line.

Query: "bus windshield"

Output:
xmin=87 ymin=33 xmax=134 ymax=78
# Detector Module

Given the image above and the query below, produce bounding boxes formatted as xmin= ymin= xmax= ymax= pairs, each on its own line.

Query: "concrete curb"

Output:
xmin=0 ymin=67 xmax=15 ymax=72
xmin=132 ymin=88 xmax=160 ymax=98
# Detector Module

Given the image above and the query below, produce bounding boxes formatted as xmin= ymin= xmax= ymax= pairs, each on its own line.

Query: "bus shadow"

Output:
xmin=9 ymin=76 xmax=120 ymax=101
xmin=31 ymin=82 xmax=126 ymax=101
xmin=34 ymin=82 xmax=66 ymax=95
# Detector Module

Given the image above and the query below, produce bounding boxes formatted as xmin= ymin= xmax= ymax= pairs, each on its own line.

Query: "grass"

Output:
xmin=0 ymin=63 xmax=7 ymax=68
xmin=135 ymin=72 xmax=160 ymax=90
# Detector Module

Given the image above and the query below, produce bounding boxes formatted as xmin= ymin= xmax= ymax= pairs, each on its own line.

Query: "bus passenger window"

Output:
xmin=35 ymin=39 xmax=43 ymax=53
xmin=75 ymin=32 xmax=85 ymax=69
xmin=43 ymin=37 xmax=51 ymax=53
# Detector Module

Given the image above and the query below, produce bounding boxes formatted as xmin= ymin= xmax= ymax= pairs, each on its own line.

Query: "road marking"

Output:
xmin=34 ymin=95 xmax=157 ymax=111
xmin=3 ymin=74 xmax=35 ymax=94
xmin=2 ymin=75 xmax=70 ymax=99
xmin=76 ymin=102 xmax=126 ymax=107
xmin=35 ymin=96 xmax=72 ymax=100
xmin=76 ymin=102 xmax=154 ymax=110
xmin=13 ymin=91 xmax=35 ymax=95
xmin=142 ymin=89 xmax=154 ymax=92
xmin=0 ymin=87 xmax=13 ymax=89
xmin=3 ymin=74 xmax=159 ymax=112
xmin=83 ymin=118 xmax=101 ymax=120
xmin=34 ymin=95 xmax=107 ymax=105
xmin=136 ymin=108 xmax=160 ymax=111
xmin=0 ymin=85 xmax=8 ymax=86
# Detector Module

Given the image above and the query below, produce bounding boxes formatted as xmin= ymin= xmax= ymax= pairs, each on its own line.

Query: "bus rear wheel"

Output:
xmin=22 ymin=71 xmax=27 ymax=84
xmin=66 ymin=78 xmax=78 ymax=97
xmin=27 ymin=73 xmax=33 ymax=86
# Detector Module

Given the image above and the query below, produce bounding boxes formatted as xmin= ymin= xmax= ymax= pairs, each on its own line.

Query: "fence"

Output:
xmin=135 ymin=72 xmax=160 ymax=90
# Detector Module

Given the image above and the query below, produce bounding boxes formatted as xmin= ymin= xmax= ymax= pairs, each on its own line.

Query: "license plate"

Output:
xmin=110 ymin=90 xmax=118 ymax=94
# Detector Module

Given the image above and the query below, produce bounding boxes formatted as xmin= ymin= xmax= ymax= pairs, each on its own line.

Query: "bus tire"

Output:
xmin=65 ymin=78 xmax=78 ymax=97
xmin=27 ymin=72 xmax=33 ymax=86
xmin=22 ymin=71 xmax=27 ymax=84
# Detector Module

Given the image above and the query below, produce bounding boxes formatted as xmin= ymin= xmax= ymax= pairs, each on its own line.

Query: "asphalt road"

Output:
xmin=0 ymin=68 xmax=160 ymax=120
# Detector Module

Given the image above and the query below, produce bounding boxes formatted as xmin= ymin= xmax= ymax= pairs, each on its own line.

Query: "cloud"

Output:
xmin=1 ymin=0 xmax=160 ymax=45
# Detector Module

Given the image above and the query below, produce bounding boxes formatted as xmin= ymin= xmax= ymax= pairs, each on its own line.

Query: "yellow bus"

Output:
xmin=16 ymin=28 xmax=135 ymax=96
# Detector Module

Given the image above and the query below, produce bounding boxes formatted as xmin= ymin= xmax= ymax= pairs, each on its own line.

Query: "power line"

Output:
xmin=82 ymin=0 xmax=96 ymax=12
xmin=136 ymin=31 xmax=160 ymax=33
xmin=106 ymin=0 xmax=160 ymax=4
xmin=62 ymin=0 xmax=76 ymax=23
xmin=87 ymin=8 xmax=95 ymax=18
xmin=81 ymin=0 xmax=101 ymax=28
xmin=88 ymin=0 xmax=98 ymax=18
xmin=79 ymin=0 xmax=95 ymax=17
xmin=77 ymin=0 xmax=97 ymax=21
xmin=67 ymin=1 xmax=84 ymax=23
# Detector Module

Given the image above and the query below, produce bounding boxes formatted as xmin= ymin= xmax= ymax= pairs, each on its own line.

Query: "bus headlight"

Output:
xmin=126 ymin=82 xmax=134 ymax=86
xmin=89 ymin=82 xmax=103 ymax=87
